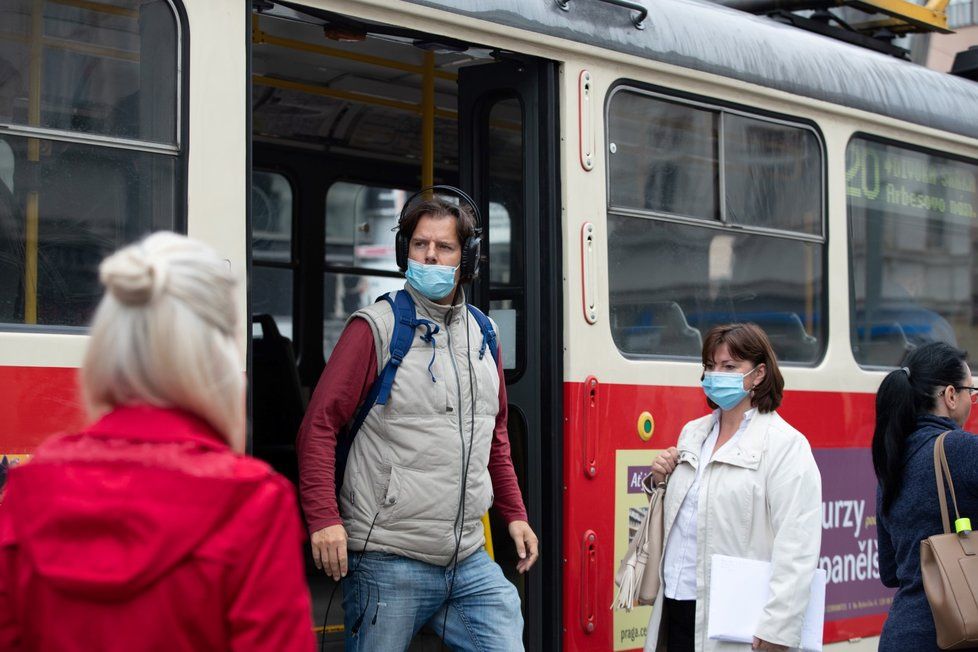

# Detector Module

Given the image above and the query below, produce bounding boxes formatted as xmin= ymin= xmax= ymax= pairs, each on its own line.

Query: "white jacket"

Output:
xmin=645 ymin=410 xmax=822 ymax=652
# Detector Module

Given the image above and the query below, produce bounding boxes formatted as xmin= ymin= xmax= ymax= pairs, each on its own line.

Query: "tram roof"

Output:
xmin=406 ymin=0 xmax=978 ymax=141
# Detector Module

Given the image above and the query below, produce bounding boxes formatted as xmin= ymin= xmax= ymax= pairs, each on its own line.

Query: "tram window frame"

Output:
xmin=846 ymin=133 xmax=978 ymax=371
xmin=251 ymin=168 xmax=298 ymax=347
xmin=0 ymin=0 xmax=189 ymax=334
xmin=605 ymin=82 xmax=828 ymax=366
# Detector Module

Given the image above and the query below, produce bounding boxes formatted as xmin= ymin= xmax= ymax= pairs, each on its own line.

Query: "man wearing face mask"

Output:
xmin=642 ymin=323 xmax=822 ymax=652
xmin=297 ymin=191 xmax=538 ymax=651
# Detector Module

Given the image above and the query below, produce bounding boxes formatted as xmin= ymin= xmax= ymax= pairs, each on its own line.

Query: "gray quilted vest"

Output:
xmin=339 ymin=283 xmax=500 ymax=566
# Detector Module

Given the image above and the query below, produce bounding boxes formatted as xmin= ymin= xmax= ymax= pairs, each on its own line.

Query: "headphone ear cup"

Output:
xmin=395 ymin=230 xmax=409 ymax=272
xmin=461 ymin=235 xmax=481 ymax=280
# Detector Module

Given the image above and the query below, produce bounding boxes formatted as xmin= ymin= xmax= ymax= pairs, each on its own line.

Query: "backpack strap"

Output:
xmin=347 ymin=291 xmax=439 ymax=438
xmin=466 ymin=304 xmax=498 ymax=365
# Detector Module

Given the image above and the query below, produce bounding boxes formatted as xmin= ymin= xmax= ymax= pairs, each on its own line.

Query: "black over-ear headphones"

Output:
xmin=394 ymin=185 xmax=483 ymax=281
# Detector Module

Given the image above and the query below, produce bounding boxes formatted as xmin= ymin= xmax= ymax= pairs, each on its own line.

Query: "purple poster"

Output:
xmin=813 ymin=448 xmax=895 ymax=621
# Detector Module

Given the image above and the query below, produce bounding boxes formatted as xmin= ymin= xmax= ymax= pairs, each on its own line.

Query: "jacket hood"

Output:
xmin=2 ymin=406 xmax=268 ymax=602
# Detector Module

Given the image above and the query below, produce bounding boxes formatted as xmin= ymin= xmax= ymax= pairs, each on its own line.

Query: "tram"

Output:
xmin=2 ymin=0 xmax=978 ymax=649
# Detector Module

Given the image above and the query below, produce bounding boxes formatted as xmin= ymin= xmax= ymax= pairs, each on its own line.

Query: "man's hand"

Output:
xmin=508 ymin=520 xmax=539 ymax=574
xmin=311 ymin=524 xmax=348 ymax=581
xmin=752 ymin=637 xmax=788 ymax=651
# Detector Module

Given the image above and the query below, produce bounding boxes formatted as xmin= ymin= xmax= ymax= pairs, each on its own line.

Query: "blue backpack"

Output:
xmin=335 ymin=290 xmax=498 ymax=487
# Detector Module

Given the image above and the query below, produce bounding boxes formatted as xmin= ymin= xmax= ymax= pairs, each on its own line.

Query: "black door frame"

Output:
xmin=459 ymin=56 xmax=563 ymax=651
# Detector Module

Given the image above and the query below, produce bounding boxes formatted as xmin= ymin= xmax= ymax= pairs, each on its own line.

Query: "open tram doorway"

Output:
xmin=246 ymin=4 xmax=561 ymax=649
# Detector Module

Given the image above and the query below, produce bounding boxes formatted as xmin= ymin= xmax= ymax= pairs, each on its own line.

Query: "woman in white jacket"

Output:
xmin=646 ymin=323 xmax=822 ymax=652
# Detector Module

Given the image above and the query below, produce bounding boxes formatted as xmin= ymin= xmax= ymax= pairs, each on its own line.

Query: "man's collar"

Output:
xmin=404 ymin=281 xmax=466 ymax=323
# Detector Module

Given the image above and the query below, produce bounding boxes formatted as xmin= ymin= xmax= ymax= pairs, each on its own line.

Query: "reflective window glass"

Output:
xmin=608 ymin=90 xmax=718 ymax=220
xmin=723 ymin=114 xmax=822 ymax=236
xmin=490 ymin=299 xmax=518 ymax=370
xmin=0 ymin=1 xmax=181 ymax=329
xmin=607 ymin=89 xmax=825 ymax=363
xmin=324 ymin=271 xmax=402 ymax=359
xmin=325 ymin=182 xmax=402 ymax=272
xmin=487 ymin=96 xmax=523 ymax=373
xmin=252 ymin=265 xmax=293 ymax=342
xmin=253 ymin=171 xmax=293 ymax=264
xmin=0 ymin=0 xmax=178 ymax=143
xmin=0 ymin=134 xmax=176 ymax=326
xmin=848 ymin=138 xmax=978 ymax=367
xmin=608 ymin=216 xmax=824 ymax=363
xmin=488 ymin=97 xmax=522 ymax=286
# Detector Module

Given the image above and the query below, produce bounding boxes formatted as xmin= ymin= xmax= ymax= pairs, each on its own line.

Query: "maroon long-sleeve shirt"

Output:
xmin=297 ymin=317 xmax=528 ymax=535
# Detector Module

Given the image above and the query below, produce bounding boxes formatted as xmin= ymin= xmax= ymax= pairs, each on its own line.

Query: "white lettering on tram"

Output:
xmin=822 ymin=499 xmax=866 ymax=538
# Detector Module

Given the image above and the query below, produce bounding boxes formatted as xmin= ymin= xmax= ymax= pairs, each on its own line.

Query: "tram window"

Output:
xmin=608 ymin=216 xmax=824 ymax=363
xmin=0 ymin=134 xmax=176 ymax=326
xmin=607 ymin=88 xmax=825 ymax=363
xmin=253 ymin=171 xmax=292 ymax=263
xmin=0 ymin=1 xmax=182 ymax=329
xmin=487 ymin=96 xmax=524 ymax=372
xmin=324 ymin=182 xmax=405 ymax=358
xmin=323 ymin=271 xmax=401 ymax=359
xmin=0 ymin=0 xmax=178 ymax=144
xmin=488 ymin=97 xmax=523 ymax=287
xmin=325 ymin=182 xmax=402 ymax=273
xmin=490 ymin=299 xmax=518 ymax=370
xmin=848 ymin=138 xmax=978 ymax=368
xmin=723 ymin=114 xmax=822 ymax=236
xmin=252 ymin=171 xmax=294 ymax=341
xmin=608 ymin=88 xmax=822 ymax=237
xmin=608 ymin=91 xmax=718 ymax=221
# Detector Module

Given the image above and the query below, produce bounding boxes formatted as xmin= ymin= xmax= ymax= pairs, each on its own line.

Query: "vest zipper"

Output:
xmin=445 ymin=309 xmax=467 ymax=540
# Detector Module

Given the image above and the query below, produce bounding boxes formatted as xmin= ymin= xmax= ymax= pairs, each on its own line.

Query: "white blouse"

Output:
xmin=662 ymin=408 xmax=755 ymax=600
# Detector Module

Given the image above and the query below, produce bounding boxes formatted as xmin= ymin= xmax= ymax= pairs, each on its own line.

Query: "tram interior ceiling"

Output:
xmin=249 ymin=5 xmax=533 ymax=649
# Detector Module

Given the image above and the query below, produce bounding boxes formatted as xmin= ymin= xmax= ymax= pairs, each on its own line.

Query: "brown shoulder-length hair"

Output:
xmin=701 ymin=322 xmax=784 ymax=413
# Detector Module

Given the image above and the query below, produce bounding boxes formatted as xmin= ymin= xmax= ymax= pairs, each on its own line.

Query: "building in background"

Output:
xmin=911 ymin=0 xmax=978 ymax=71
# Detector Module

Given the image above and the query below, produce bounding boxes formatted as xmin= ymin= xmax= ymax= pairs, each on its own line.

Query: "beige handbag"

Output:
xmin=612 ymin=475 xmax=665 ymax=611
xmin=920 ymin=431 xmax=978 ymax=649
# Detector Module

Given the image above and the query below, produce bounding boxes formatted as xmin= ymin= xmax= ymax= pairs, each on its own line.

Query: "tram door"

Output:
xmin=458 ymin=58 xmax=562 ymax=650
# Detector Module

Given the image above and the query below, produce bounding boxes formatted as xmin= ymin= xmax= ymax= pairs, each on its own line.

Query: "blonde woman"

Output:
xmin=0 ymin=233 xmax=314 ymax=651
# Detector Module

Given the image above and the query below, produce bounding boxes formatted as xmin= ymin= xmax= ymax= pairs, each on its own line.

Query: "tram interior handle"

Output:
xmin=554 ymin=0 xmax=649 ymax=29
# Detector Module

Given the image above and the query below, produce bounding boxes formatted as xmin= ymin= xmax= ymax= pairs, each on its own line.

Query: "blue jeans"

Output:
xmin=342 ymin=548 xmax=524 ymax=651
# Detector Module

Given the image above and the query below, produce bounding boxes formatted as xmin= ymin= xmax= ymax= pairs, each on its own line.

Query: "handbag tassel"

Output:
xmin=612 ymin=560 xmax=638 ymax=611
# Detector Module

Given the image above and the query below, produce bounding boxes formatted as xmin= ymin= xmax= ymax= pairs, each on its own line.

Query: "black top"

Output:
xmin=877 ymin=414 xmax=978 ymax=650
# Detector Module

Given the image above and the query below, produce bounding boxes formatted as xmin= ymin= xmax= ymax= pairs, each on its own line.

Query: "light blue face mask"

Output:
xmin=701 ymin=367 xmax=757 ymax=411
xmin=405 ymin=258 xmax=459 ymax=301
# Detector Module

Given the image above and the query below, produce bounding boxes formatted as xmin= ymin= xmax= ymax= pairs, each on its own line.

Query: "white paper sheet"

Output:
xmin=708 ymin=555 xmax=826 ymax=652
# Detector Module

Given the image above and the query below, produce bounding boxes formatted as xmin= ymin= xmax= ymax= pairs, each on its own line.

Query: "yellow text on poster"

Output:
xmin=614 ymin=448 xmax=663 ymax=651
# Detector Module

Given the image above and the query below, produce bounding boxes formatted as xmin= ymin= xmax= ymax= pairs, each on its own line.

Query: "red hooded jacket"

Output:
xmin=0 ymin=406 xmax=314 ymax=651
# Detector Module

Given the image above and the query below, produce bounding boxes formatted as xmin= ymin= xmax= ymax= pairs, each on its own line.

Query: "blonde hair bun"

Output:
xmin=99 ymin=246 xmax=169 ymax=306
xmin=82 ymin=232 xmax=244 ymax=451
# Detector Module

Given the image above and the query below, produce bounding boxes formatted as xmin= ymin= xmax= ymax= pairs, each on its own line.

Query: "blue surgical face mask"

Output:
xmin=701 ymin=367 xmax=757 ymax=411
xmin=405 ymin=258 xmax=459 ymax=301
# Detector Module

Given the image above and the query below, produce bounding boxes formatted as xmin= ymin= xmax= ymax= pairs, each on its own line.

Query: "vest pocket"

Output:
xmin=383 ymin=464 xmax=458 ymax=523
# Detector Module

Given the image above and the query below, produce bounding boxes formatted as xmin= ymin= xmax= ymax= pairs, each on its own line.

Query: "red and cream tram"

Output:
xmin=2 ymin=0 xmax=978 ymax=649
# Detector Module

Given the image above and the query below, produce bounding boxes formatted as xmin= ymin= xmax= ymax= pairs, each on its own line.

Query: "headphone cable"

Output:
xmin=320 ymin=510 xmax=379 ymax=652
xmin=441 ymin=304 xmax=479 ymax=648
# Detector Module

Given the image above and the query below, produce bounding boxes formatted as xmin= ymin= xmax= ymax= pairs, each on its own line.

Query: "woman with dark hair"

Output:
xmin=873 ymin=341 xmax=978 ymax=650
xmin=643 ymin=323 xmax=822 ymax=652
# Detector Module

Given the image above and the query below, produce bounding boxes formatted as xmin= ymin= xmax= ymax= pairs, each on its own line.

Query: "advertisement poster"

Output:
xmin=614 ymin=449 xmax=662 ymax=651
xmin=613 ymin=446 xmax=893 ymax=646
xmin=813 ymin=448 xmax=895 ymax=626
